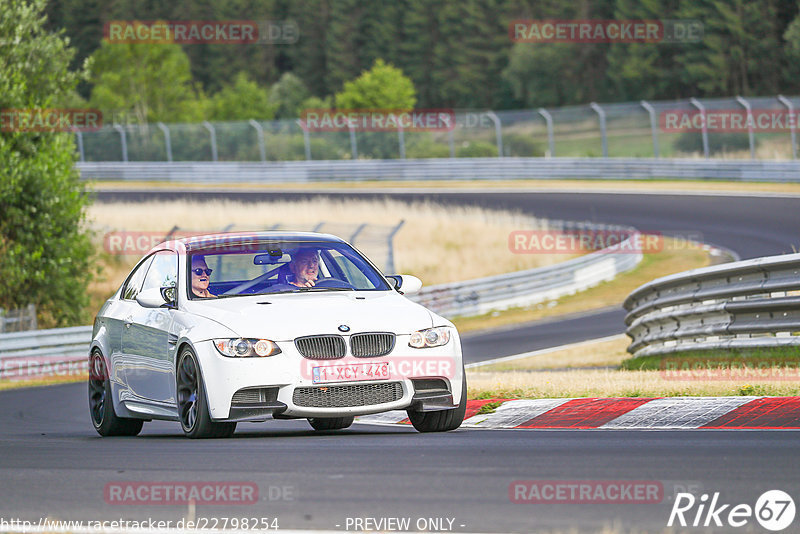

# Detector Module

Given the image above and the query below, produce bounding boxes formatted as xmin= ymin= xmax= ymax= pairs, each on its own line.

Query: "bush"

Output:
xmin=503 ymin=134 xmax=544 ymax=157
xmin=456 ymin=141 xmax=498 ymax=157
xmin=406 ymin=142 xmax=451 ymax=159
xmin=674 ymin=131 xmax=756 ymax=155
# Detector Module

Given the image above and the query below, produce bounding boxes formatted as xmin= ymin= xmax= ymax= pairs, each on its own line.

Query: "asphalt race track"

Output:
xmin=1 ymin=189 xmax=799 ymax=532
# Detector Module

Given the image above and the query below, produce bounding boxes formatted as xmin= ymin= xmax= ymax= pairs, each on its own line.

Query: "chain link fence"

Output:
xmin=0 ymin=304 xmax=37 ymax=333
xmin=75 ymin=96 xmax=800 ymax=163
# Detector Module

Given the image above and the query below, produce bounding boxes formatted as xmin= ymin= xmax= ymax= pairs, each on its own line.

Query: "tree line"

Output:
xmin=41 ymin=0 xmax=800 ymax=122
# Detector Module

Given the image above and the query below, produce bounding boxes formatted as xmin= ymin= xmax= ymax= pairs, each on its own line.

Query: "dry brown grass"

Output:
xmin=467 ymin=368 xmax=800 ymax=399
xmin=468 ymin=335 xmax=800 ymax=398
xmin=453 ymin=237 xmax=711 ymax=333
xmin=87 ymin=199 xmax=574 ymax=308
xmin=478 ymin=335 xmax=631 ymax=371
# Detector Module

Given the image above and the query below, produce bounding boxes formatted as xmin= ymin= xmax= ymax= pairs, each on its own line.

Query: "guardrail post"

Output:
xmin=640 ymin=100 xmax=660 ymax=158
xmin=202 ymin=121 xmax=218 ymax=162
xmin=249 ymin=120 xmax=266 ymax=162
xmin=538 ymin=108 xmax=555 ymax=157
xmin=385 ymin=220 xmax=405 ymax=273
xmin=778 ymin=95 xmax=797 ymax=160
xmin=690 ymin=98 xmax=709 ymax=159
xmin=398 ymin=123 xmax=406 ymax=159
xmin=72 ymin=127 xmax=85 ymax=162
xmin=113 ymin=124 xmax=128 ymax=162
xmin=736 ymin=96 xmax=756 ymax=160
xmin=590 ymin=102 xmax=608 ymax=157
xmin=157 ymin=122 xmax=172 ymax=162
xmin=485 ymin=111 xmax=503 ymax=157
xmin=348 ymin=124 xmax=358 ymax=160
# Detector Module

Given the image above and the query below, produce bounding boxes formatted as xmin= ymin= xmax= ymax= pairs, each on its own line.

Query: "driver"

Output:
xmin=288 ymin=249 xmax=320 ymax=287
xmin=191 ymin=255 xmax=216 ymax=298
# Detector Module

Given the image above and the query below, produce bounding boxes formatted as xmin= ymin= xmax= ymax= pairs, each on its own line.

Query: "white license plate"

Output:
xmin=312 ymin=362 xmax=390 ymax=384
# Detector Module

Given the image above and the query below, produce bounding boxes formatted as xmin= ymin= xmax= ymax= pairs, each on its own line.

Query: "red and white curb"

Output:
xmin=355 ymin=396 xmax=800 ymax=430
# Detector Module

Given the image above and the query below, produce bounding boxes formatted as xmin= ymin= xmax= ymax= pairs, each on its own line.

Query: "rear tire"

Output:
xmin=88 ymin=350 xmax=143 ymax=437
xmin=407 ymin=372 xmax=467 ymax=433
xmin=177 ymin=348 xmax=237 ymax=439
xmin=307 ymin=416 xmax=355 ymax=431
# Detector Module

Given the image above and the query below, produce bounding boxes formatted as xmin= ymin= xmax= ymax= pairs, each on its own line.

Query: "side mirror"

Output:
xmin=387 ymin=274 xmax=422 ymax=295
xmin=136 ymin=287 xmax=169 ymax=308
xmin=160 ymin=286 xmax=177 ymax=308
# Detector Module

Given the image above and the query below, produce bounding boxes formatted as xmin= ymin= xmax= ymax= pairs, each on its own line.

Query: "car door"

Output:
xmin=121 ymin=250 xmax=179 ymax=404
xmin=109 ymin=254 xmax=155 ymax=391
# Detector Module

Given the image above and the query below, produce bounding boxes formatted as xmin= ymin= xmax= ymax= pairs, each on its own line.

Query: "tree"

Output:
xmin=334 ymin=59 xmax=416 ymax=109
xmin=0 ymin=0 xmax=94 ymax=327
xmin=269 ymin=73 xmax=310 ymax=119
xmin=675 ymin=0 xmax=785 ymax=96
xmin=208 ymin=72 xmax=275 ymax=121
xmin=502 ymin=43 xmax=581 ymax=107
xmin=88 ymin=41 xmax=205 ymax=123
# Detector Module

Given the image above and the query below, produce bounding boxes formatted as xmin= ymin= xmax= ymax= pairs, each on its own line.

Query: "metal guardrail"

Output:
xmin=0 ymin=326 xmax=91 ymax=380
xmin=77 ymin=158 xmax=800 ymax=183
xmin=0 ymin=221 xmax=644 ymax=379
xmin=624 ymin=253 xmax=800 ymax=357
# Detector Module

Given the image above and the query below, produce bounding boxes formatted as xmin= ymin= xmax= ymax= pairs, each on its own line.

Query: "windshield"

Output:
xmin=187 ymin=241 xmax=390 ymax=299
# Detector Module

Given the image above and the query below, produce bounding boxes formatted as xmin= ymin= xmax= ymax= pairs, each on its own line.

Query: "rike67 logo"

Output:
xmin=669 ymin=490 xmax=796 ymax=531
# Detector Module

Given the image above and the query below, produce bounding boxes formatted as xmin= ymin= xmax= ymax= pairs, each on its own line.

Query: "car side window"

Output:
xmin=122 ymin=255 xmax=155 ymax=301
xmin=141 ymin=251 xmax=178 ymax=293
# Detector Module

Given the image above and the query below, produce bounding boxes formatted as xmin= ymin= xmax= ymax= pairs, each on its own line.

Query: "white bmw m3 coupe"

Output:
xmin=89 ymin=232 xmax=466 ymax=438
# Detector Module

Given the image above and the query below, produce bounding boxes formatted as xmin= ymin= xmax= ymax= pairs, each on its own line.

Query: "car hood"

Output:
xmin=182 ymin=291 xmax=434 ymax=340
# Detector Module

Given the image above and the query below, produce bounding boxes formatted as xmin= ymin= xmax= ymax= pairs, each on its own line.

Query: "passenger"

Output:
xmin=191 ymin=256 xmax=216 ymax=298
xmin=288 ymin=249 xmax=320 ymax=287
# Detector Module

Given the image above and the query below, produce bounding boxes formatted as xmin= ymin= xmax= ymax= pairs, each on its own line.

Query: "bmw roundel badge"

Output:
xmin=338 ymin=325 xmax=350 ymax=332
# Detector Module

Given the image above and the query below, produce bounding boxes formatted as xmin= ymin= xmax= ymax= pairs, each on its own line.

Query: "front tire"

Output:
xmin=177 ymin=348 xmax=236 ymax=439
xmin=407 ymin=373 xmax=467 ymax=433
xmin=307 ymin=416 xmax=355 ymax=431
xmin=88 ymin=350 xmax=143 ymax=437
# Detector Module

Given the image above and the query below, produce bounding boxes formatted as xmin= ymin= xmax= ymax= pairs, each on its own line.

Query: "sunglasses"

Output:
xmin=192 ymin=268 xmax=213 ymax=276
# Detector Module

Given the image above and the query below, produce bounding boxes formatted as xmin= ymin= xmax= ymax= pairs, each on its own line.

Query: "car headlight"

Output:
xmin=213 ymin=338 xmax=281 ymax=357
xmin=409 ymin=327 xmax=451 ymax=348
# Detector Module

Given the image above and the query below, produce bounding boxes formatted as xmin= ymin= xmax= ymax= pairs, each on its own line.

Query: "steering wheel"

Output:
xmin=312 ymin=278 xmax=355 ymax=289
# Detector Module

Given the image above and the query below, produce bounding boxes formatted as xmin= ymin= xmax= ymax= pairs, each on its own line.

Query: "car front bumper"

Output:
xmin=194 ymin=335 xmax=464 ymax=422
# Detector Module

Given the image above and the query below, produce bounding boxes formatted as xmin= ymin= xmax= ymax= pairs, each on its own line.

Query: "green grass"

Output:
xmin=474 ymin=400 xmax=506 ymax=415
xmin=621 ymin=346 xmax=800 ymax=371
